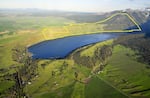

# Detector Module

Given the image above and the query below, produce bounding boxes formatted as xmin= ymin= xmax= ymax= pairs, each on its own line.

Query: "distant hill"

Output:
xmin=0 ymin=8 xmax=150 ymax=35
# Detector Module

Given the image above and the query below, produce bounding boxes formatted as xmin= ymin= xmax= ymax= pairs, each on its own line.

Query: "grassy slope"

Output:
xmin=0 ymin=15 xmax=75 ymax=69
xmin=100 ymin=45 xmax=150 ymax=98
xmin=25 ymin=59 xmax=127 ymax=98
xmin=84 ymin=76 xmax=128 ymax=98
xmin=24 ymin=59 xmax=90 ymax=98
xmin=80 ymin=40 xmax=113 ymax=57
xmin=24 ymin=40 xmax=129 ymax=98
xmin=0 ymin=33 xmax=43 ymax=69
xmin=0 ymin=32 xmax=46 ymax=94
xmin=0 ymin=16 xmax=75 ymax=94
xmin=0 ymin=80 xmax=15 ymax=93
xmin=30 ymin=42 xmax=150 ymax=98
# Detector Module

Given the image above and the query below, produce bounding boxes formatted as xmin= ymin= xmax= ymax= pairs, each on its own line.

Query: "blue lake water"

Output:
xmin=28 ymin=33 xmax=129 ymax=59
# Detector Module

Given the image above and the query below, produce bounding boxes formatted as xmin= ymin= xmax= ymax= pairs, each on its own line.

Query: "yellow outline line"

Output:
xmin=122 ymin=13 xmax=142 ymax=31
xmin=69 ymin=12 xmax=142 ymax=31
xmin=42 ymin=28 xmax=48 ymax=40
xmin=42 ymin=12 xmax=142 ymax=40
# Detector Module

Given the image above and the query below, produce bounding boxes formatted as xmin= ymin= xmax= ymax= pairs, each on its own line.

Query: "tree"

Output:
xmin=99 ymin=45 xmax=112 ymax=64
xmin=10 ymin=46 xmax=38 ymax=98
xmin=74 ymin=71 xmax=78 ymax=79
xmin=51 ymin=71 xmax=55 ymax=77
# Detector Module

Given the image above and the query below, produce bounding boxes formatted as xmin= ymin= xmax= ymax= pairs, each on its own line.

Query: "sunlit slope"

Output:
xmin=42 ymin=12 xmax=141 ymax=40
xmin=24 ymin=49 xmax=128 ymax=98
xmin=99 ymin=45 xmax=150 ymax=98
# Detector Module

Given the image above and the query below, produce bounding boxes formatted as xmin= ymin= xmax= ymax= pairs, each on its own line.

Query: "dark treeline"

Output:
xmin=3 ymin=45 xmax=38 ymax=98
xmin=73 ymin=33 xmax=150 ymax=73
xmin=73 ymin=44 xmax=112 ymax=73
xmin=114 ymin=34 xmax=150 ymax=65
xmin=94 ymin=45 xmax=112 ymax=63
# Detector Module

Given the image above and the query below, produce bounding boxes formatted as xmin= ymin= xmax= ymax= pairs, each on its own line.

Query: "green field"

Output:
xmin=99 ymin=45 xmax=150 ymax=98
xmin=0 ymin=16 xmax=74 ymax=32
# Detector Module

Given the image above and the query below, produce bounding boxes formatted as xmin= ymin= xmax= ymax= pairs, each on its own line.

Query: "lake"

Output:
xmin=28 ymin=33 xmax=130 ymax=59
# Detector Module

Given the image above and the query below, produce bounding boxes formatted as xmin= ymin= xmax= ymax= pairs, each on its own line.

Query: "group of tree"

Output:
xmin=73 ymin=45 xmax=112 ymax=70
xmin=5 ymin=45 xmax=38 ymax=98
xmin=94 ymin=45 xmax=112 ymax=65
xmin=114 ymin=34 xmax=150 ymax=65
xmin=51 ymin=61 xmax=68 ymax=77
